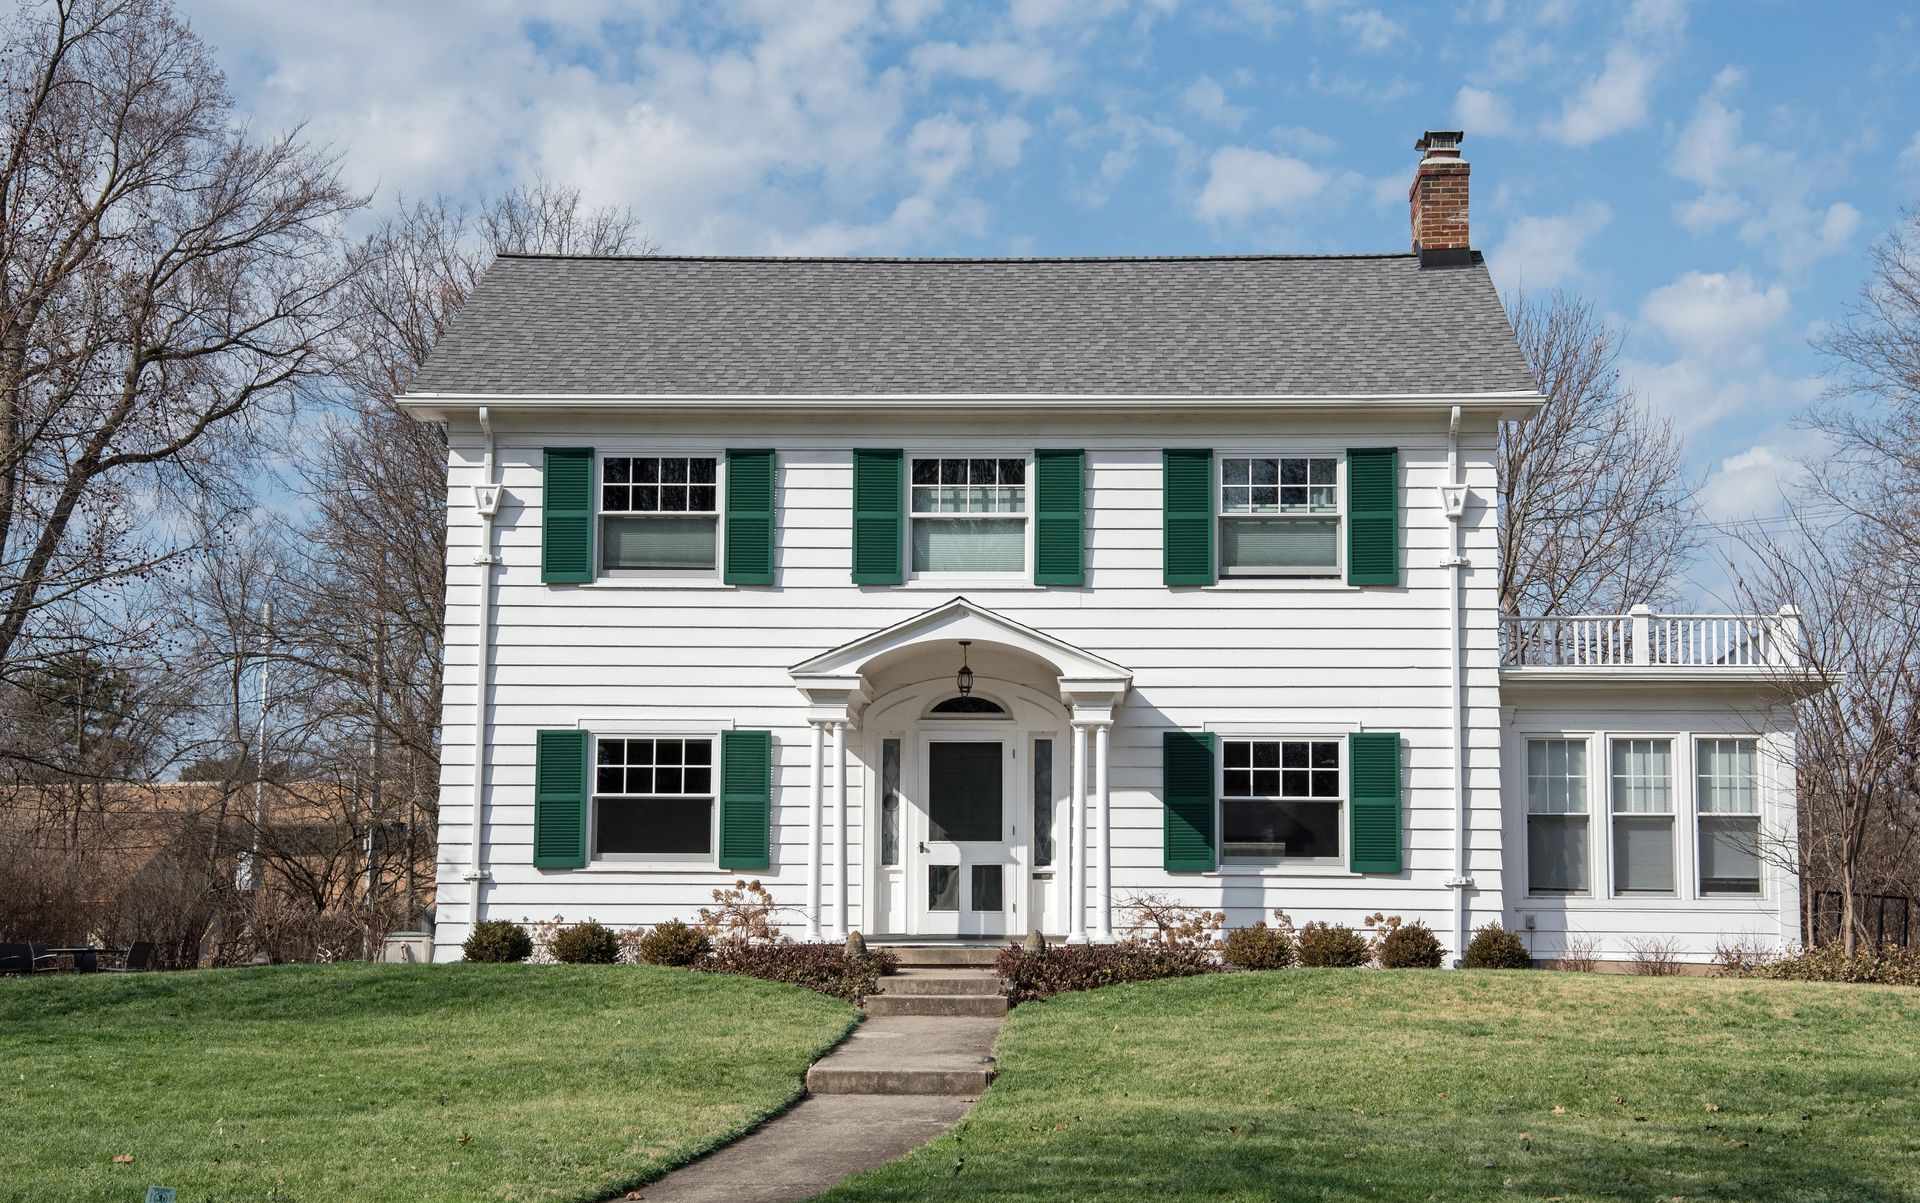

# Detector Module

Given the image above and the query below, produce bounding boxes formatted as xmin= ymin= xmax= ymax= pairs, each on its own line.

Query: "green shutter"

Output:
xmin=724 ymin=449 xmax=776 ymax=585
xmin=1346 ymin=447 xmax=1398 ymax=586
xmin=1163 ymin=730 xmax=1217 ymax=872
xmin=533 ymin=729 xmax=588 ymax=869
xmin=1034 ymin=449 xmax=1086 ymax=586
xmin=542 ymin=447 xmax=594 ymax=584
xmin=1348 ymin=731 xmax=1403 ymax=873
xmin=719 ymin=729 xmax=772 ymax=870
xmin=851 ymin=448 xmax=904 ymax=585
xmin=1163 ymin=449 xmax=1215 ymax=586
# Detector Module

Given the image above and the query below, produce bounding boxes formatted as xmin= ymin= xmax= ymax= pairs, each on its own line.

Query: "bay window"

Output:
xmin=1697 ymin=738 xmax=1762 ymax=896
xmin=1610 ymin=738 xmax=1675 ymax=895
xmin=1526 ymin=737 xmax=1589 ymax=895
xmin=910 ymin=457 xmax=1027 ymax=574
xmin=601 ymin=455 xmax=719 ymax=574
xmin=593 ymin=737 xmax=714 ymax=860
xmin=1219 ymin=456 xmax=1340 ymax=576
xmin=1222 ymin=738 xmax=1342 ymax=861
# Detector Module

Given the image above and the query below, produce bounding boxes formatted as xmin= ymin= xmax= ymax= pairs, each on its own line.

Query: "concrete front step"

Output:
xmin=865 ymin=992 xmax=1008 ymax=1018
xmin=884 ymin=946 xmax=1003 ymax=968
xmin=879 ymin=971 xmax=1002 ymax=996
xmin=804 ymin=1015 xmax=1002 ymax=1099
xmin=806 ymin=1064 xmax=996 ymax=1096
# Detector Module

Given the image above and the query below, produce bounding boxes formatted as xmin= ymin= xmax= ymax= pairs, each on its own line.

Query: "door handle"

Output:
xmin=918 ymin=841 xmax=928 ymax=854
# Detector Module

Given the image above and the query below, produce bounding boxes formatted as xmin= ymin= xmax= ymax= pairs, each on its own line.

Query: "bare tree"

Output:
xmin=1499 ymin=292 xmax=1703 ymax=617
xmin=0 ymin=0 xmax=361 ymax=692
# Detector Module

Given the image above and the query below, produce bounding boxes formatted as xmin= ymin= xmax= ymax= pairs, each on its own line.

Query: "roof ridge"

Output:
xmin=491 ymin=251 xmax=1427 ymax=265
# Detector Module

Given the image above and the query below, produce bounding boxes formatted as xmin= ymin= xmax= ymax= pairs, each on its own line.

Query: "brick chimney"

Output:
xmin=1410 ymin=130 xmax=1470 ymax=267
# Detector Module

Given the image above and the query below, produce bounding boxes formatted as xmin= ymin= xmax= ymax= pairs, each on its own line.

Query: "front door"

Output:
xmin=913 ymin=737 xmax=1018 ymax=937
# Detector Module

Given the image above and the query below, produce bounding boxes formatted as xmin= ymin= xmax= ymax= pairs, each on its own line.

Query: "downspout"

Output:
xmin=465 ymin=406 xmax=502 ymax=932
xmin=1442 ymin=405 xmax=1474 ymax=964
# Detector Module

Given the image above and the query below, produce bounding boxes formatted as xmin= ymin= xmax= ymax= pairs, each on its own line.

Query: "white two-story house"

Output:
xmin=404 ymin=132 xmax=1814 ymax=966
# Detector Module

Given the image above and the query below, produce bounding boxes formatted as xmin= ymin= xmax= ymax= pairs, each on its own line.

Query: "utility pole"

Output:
xmin=242 ymin=578 xmax=274 ymax=963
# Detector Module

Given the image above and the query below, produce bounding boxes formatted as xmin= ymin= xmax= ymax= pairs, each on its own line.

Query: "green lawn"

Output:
xmin=0 ymin=963 xmax=856 ymax=1203
xmin=824 ymin=970 xmax=1920 ymax=1203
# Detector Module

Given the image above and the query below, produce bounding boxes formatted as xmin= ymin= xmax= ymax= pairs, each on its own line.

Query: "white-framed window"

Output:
xmin=592 ymin=736 xmax=715 ymax=861
xmin=909 ymin=456 xmax=1027 ymax=575
xmin=600 ymin=455 xmax=720 ymax=575
xmin=1221 ymin=737 xmax=1342 ymax=861
xmin=1219 ymin=455 xmax=1342 ymax=577
xmin=1526 ymin=737 xmax=1590 ymax=896
xmin=1697 ymin=737 xmax=1762 ymax=896
xmin=1610 ymin=737 xmax=1675 ymax=896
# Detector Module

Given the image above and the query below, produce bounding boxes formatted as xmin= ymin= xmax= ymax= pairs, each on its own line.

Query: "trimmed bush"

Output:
xmin=1297 ymin=921 xmax=1370 ymax=968
xmin=550 ymin=920 xmax=619 ymax=965
xmin=1757 ymin=943 xmax=1920 ymax=987
xmin=1377 ymin=921 xmax=1446 ymax=969
xmin=462 ymin=920 xmax=533 ymax=963
xmin=1223 ymin=922 xmax=1296 ymax=970
xmin=701 ymin=942 xmax=898 ymax=1003
xmin=1461 ymin=922 xmax=1533 ymax=969
xmin=996 ymin=942 xmax=1220 ymax=1003
xmin=637 ymin=919 xmax=712 ymax=967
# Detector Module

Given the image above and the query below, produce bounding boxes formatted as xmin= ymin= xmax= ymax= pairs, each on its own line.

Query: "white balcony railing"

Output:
xmin=1500 ymin=605 xmax=1803 ymax=669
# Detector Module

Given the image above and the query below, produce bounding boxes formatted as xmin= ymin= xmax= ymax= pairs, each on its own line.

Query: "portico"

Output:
xmin=789 ymin=598 xmax=1131 ymax=942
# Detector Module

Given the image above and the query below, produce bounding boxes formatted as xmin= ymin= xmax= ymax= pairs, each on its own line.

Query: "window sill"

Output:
xmin=896 ymin=578 xmax=1046 ymax=591
xmin=1207 ymin=863 xmax=1359 ymax=879
xmin=1202 ymin=578 xmax=1352 ymax=592
xmin=1521 ymin=895 xmax=1771 ymax=908
xmin=576 ymin=578 xmax=735 ymax=591
xmin=568 ymin=861 xmax=723 ymax=874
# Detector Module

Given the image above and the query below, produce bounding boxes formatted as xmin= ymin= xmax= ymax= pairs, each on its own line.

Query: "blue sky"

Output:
xmin=183 ymin=0 xmax=1920 ymax=601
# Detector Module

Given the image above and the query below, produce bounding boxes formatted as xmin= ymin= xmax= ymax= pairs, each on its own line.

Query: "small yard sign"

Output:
xmin=145 ymin=1189 xmax=175 ymax=1203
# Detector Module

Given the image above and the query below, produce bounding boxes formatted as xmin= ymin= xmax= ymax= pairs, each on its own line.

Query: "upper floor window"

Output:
xmin=1221 ymin=737 xmax=1341 ymax=861
xmin=1219 ymin=456 xmax=1341 ymax=577
xmin=1697 ymin=738 xmax=1762 ymax=896
xmin=601 ymin=456 xmax=719 ymax=575
xmin=910 ymin=457 xmax=1026 ymax=575
xmin=593 ymin=736 xmax=714 ymax=860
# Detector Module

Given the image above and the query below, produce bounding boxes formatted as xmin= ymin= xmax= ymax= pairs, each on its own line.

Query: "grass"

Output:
xmin=0 ymin=962 xmax=856 ymax=1203
xmin=823 ymin=970 xmax=1920 ymax=1202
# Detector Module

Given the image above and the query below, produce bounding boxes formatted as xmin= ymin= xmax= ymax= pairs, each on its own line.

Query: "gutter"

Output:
xmin=464 ymin=406 xmax=503 ymax=931
xmin=1442 ymin=405 xmax=1474 ymax=965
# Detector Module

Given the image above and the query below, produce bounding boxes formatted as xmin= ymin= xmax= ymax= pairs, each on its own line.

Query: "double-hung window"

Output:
xmin=910 ymin=457 xmax=1027 ymax=575
xmin=1697 ymin=738 xmax=1762 ymax=896
xmin=601 ymin=455 xmax=719 ymax=575
xmin=1221 ymin=738 xmax=1342 ymax=861
xmin=1526 ymin=738 xmax=1590 ymax=895
xmin=1610 ymin=738 xmax=1675 ymax=895
xmin=1219 ymin=456 xmax=1341 ymax=576
xmin=593 ymin=737 xmax=715 ymax=860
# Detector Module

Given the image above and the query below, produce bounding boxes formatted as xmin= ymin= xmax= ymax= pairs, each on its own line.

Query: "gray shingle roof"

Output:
xmin=407 ymin=253 xmax=1536 ymax=397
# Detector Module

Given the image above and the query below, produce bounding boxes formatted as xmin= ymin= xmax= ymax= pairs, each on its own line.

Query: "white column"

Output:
xmin=806 ymin=722 xmax=824 ymax=939
xmin=1069 ymin=722 xmax=1089 ymax=943
xmin=1094 ymin=722 xmax=1112 ymax=942
xmin=832 ymin=720 xmax=849 ymax=940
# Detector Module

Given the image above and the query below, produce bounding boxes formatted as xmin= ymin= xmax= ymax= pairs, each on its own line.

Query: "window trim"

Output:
xmin=1216 ymin=734 xmax=1347 ymax=866
xmin=1216 ymin=452 xmax=1346 ymax=580
xmin=906 ymin=452 xmax=1034 ymax=581
xmin=1524 ymin=735 xmax=1594 ymax=899
xmin=1695 ymin=735 xmax=1765 ymax=899
xmin=597 ymin=452 xmax=725 ymax=580
xmin=589 ymin=731 xmax=720 ymax=865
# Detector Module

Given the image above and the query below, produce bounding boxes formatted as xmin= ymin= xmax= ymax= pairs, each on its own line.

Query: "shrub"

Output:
xmin=698 ymin=879 xmax=788 ymax=946
xmin=1117 ymin=891 xmax=1225 ymax=951
xmin=1461 ymin=923 xmax=1532 ymax=969
xmin=1376 ymin=920 xmax=1445 ymax=969
xmin=1223 ymin=922 xmax=1296 ymax=970
xmin=1297 ymin=921 xmax=1370 ymax=968
xmin=550 ymin=920 xmax=620 ymax=964
xmin=995 ymin=942 xmax=1220 ymax=1003
xmin=1758 ymin=943 xmax=1920 ymax=987
xmin=1626 ymin=936 xmax=1684 ymax=976
xmin=636 ymin=919 xmax=712 ymax=967
xmin=700 ymin=942 xmax=898 ymax=1003
xmin=463 ymin=920 xmax=533 ymax=963
xmin=1557 ymin=932 xmax=1602 ymax=973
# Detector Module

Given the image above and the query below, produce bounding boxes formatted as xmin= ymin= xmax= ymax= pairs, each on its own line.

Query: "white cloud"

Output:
xmin=1700 ymin=443 xmax=1806 ymax=523
xmin=1180 ymin=75 xmax=1250 ymax=128
xmin=1269 ymin=124 xmax=1338 ymax=156
xmin=906 ymin=114 xmax=974 ymax=193
xmin=910 ymin=40 xmax=1064 ymax=94
xmin=1639 ymin=269 xmax=1791 ymax=358
xmin=1550 ymin=47 xmax=1656 ymax=146
xmin=1452 ymin=85 xmax=1517 ymax=138
xmin=1620 ymin=355 xmax=1820 ymax=437
xmin=1901 ymin=130 xmax=1920 ymax=172
xmin=980 ymin=116 xmax=1032 ymax=168
xmin=1486 ymin=202 xmax=1612 ymax=289
xmin=1193 ymin=147 xmax=1329 ymax=223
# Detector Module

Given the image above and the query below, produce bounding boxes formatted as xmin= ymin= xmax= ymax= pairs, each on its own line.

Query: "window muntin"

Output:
xmin=1219 ymin=456 xmax=1341 ymax=576
xmin=1526 ymin=738 xmax=1590 ymax=895
xmin=1221 ymin=738 xmax=1341 ymax=861
xmin=1698 ymin=738 xmax=1762 ymax=896
xmin=910 ymin=457 xmax=1026 ymax=574
xmin=1610 ymin=738 xmax=1674 ymax=895
xmin=600 ymin=456 xmax=719 ymax=574
xmin=593 ymin=737 xmax=714 ymax=860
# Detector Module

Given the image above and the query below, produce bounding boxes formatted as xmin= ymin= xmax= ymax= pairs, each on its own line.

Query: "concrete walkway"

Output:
xmin=629 ymin=948 xmax=1004 ymax=1203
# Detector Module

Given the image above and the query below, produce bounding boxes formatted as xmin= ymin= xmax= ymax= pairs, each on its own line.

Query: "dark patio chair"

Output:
xmin=104 ymin=941 xmax=153 ymax=972
xmin=26 ymin=942 xmax=57 ymax=972
xmin=0 ymin=943 xmax=28 ymax=974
